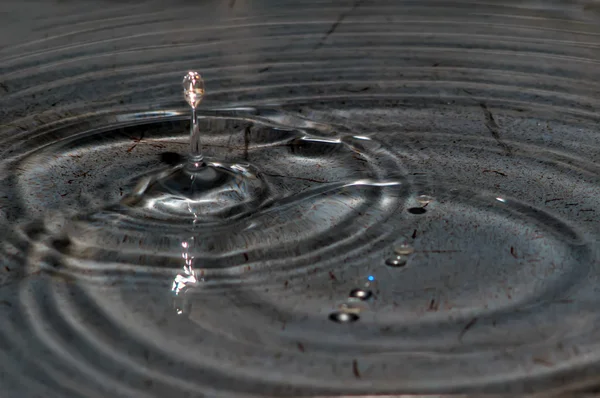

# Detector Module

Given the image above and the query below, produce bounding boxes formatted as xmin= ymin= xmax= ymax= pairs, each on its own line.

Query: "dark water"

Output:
xmin=1 ymin=0 xmax=600 ymax=396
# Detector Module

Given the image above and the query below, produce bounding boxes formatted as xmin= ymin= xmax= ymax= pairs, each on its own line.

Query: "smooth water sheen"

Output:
xmin=1 ymin=1 xmax=600 ymax=397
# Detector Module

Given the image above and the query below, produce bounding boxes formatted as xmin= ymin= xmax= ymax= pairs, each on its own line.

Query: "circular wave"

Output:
xmin=1 ymin=0 xmax=600 ymax=396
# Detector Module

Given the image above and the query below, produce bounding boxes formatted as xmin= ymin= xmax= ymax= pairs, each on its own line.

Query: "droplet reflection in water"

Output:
xmin=171 ymin=238 xmax=199 ymax=296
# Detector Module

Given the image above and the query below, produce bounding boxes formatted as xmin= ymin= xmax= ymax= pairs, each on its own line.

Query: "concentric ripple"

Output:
xmin=2 ymin=1 xmax=600 ymax=397
xmin=14 ymin=109 xmax=406 ymax=277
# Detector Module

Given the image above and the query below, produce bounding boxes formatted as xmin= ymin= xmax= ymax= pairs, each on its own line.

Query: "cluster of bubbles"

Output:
xmin=328 ymin=275 xmax=375 ymax=323
xmin=329 ymin=194 xmax=433 ymax=323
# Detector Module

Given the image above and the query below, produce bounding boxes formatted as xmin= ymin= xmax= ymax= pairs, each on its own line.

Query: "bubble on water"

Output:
xmin=394 ymin=242 xmax=414 ymax=255
xmin=349 ymin=288 xmax=372 ymax=300
xmin=329 ymin=311 xmax=359 ymax=323
xmin=416 ymin=194 xmax=434 ymax=205
xmin=385 ymin=255 xmax=407 ymax=267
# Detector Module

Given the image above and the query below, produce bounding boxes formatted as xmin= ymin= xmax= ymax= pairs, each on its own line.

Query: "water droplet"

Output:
xmin=408 ymin=207 xmax=427 ymax=215
xmin=183 ymin=71 xmax=205 ymax=166
xmin=394 ymin=243 xmax=414 ymax=255
xmin=329 ymin=311 xmax=359 ymax=323
xmin=385 ymin=256 xmax=407 ymax=267
xmin=416 ymin=194 xmax=434 ymax=205
xmin=182 ymin=71 xmax=205 ymax=109
xmin=349 ymin=288 xmax=372 ymax=300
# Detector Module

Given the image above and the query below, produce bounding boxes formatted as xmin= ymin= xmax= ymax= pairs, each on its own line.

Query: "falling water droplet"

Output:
xmin=329 ymin=311 xmax=359 ymax=323
xmin=416 ymin=194 xmax=434 ymax=205
xmin=385 ymin=255 xmax=407 ymax=267
xmin=183 ymin=71 xmax=205 ymax=168
xmin=349 ymin=288 xmax=372 ymax=300
xmin=182 ymin=71 xmax=205 ymax=109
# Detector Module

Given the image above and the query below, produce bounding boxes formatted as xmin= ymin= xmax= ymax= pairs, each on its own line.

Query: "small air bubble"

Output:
xmin=385 ymin=256 xmax=407 ymax=267
xmin=349 ymin=288 xmax=372 ymax=300
xmin=329 ymin=311 xmax=359 ymax=323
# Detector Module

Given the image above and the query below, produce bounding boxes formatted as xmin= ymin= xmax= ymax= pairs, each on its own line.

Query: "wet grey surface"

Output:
xmin=2 ymin=0 xmax=600 ymax=397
